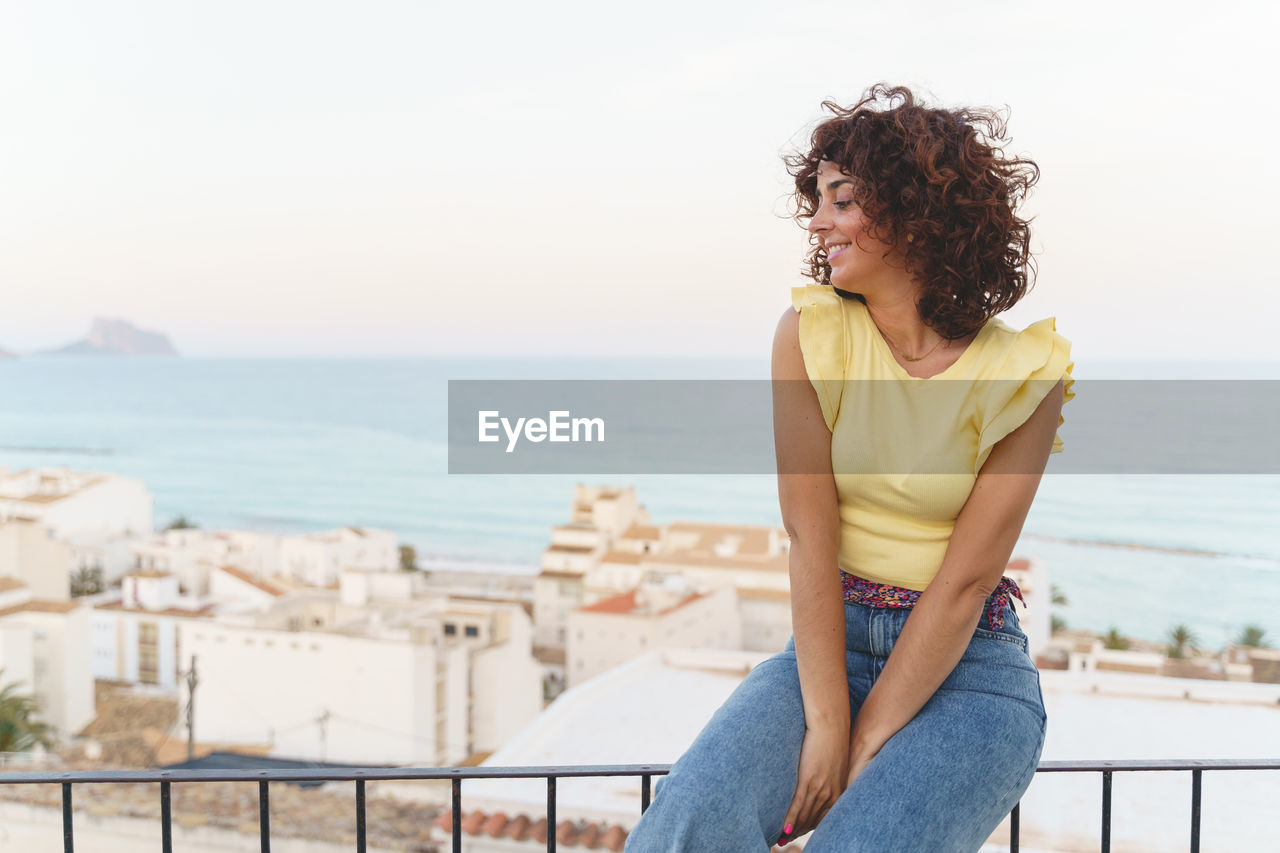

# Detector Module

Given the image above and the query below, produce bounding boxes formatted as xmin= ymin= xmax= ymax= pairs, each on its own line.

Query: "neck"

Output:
xmin=857 ymin=279 xmax=941 ymax=355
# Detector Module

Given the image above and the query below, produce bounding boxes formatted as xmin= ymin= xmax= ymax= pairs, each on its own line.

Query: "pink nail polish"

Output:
xmin=784 ymin=823 xmax=793 ymax=834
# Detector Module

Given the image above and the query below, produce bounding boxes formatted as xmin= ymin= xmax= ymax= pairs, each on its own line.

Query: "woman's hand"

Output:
xmin=778 ymin=723 xmax=849 ymax=845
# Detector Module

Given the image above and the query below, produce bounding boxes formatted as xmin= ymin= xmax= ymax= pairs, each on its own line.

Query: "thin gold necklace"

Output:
xmin=876 ymin=325 xmax=947 ymax=362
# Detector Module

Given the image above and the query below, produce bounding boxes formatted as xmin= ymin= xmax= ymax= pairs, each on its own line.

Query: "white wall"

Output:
xmin=1 ymin=607 xmax=96 ymax=741
xmin=0 ymin=521 xmax=70 ymax=601
xmin=4 ymin=472 xmax=154 ymax=539
xmin=470 ymin=608 xmax=542 ymax=753
xmin=182 ymin=622 xmax=441 ymax=765
xmin=0 ymin=625 xmax=36 ymax=693
xmin=567 ymin=586 xmax=740 ymax=687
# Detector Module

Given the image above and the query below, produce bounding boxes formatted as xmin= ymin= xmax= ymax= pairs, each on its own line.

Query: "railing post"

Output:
xmin=641 ymin=774 xmax=652 ymax=814
xmin=452 ymin=777 xmax=461 ymax=853
xmin=1191 ymin=769 xmax=1202 ymax=853
xmin=547 ymin=776 xmax=557 ymax=853
xmin=355 ymin=779 xmax=366 ymax=853
xmin=161 ymin=780 xmax=172 ymax=853
xmin=1009 ymin=802 xmax=1019 ymax=853
xmin=61 ymin=781 xmax=73 ymax=853
xmin=259 ymin=779 xmax=270 ymax=853
xmin=1101 ymin=770 xmax=1112 ymax=853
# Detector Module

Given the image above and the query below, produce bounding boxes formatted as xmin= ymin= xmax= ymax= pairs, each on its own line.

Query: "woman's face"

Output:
xmin=807 ymin=160 xmax=900 ymax=291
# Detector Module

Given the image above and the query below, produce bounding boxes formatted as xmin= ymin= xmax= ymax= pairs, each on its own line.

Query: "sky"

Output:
xmin=0 ymin=0 xmax=1276 ymax=359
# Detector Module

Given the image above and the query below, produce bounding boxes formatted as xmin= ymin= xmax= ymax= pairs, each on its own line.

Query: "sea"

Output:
xmin=1 ymin=355 xmax=1277 ymax=649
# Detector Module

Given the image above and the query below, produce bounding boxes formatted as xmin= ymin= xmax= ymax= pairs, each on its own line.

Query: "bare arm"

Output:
xmin=771 ymin=305 xmax=849 ymax=840
xmin=846 ymin=377 xmax=1066 ymax=779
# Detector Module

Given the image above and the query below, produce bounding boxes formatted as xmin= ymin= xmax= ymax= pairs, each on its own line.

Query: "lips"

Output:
xmin=825 ymin=241 xmax=851 ymax=260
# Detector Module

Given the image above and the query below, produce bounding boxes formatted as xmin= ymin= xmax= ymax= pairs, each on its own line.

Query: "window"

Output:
xmin=444 ymin=623 xmax=457 ymax=636
xmin=138 ymin=622 xmax=159 ymax=685
xmin=464 ymin=625 xmax=479 ymax=638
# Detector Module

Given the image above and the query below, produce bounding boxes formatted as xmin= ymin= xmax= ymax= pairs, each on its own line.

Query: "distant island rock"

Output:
xmin=45 ymin=317 xmax=179 ymax=356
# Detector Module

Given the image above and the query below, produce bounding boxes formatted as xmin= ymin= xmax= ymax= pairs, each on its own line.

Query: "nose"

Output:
xmin=806 ymin=199 xmax=830 ymax=236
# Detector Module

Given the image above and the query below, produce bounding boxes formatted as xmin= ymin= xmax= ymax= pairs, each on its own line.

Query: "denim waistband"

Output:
xmin=840 ymin=572 xmax=1025 ymax=631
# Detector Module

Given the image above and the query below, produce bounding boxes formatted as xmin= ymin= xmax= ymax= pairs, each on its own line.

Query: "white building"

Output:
xmin=180 ymin=574 xmax=542 ymax=765
xmin=277 ymin=526 xmax=397 ymax=587
xmin=0 ymin=518 xmax=71 ymax=601
xmin=127 ymin=526 xmax=398 ymax=595
xmin=0 ymin=467 xmax=152 ymax=539
xmin=130 ymin=528 xmax=282 ymax=596
xmin=533 ymin=490 xmax=795 ymax=670
xmin=533 ymin=485 xmax=653 ymax=651
xmin=90 ymin=572 xmax=213 ymax=692
xmin=0 ymin=585 xmax=94 ymax=742
xmin=566 ymin=580 xmax=740 ymax=687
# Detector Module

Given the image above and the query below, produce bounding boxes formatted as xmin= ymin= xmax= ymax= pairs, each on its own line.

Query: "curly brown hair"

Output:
xmin=785 ymin=83 xmax=1040 ymax=339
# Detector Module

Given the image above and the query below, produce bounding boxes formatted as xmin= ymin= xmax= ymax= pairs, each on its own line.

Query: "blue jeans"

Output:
xmin=625 ymin=599 xmax=1046 ymax=852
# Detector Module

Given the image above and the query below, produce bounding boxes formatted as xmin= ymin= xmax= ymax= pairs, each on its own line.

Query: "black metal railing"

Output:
xmin=1 ymin=759 xmax=1277 ymax=853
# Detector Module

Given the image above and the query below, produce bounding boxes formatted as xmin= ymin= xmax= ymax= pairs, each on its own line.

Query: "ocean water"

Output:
xmin=1 ymin=355 xmax=1277 ymax=648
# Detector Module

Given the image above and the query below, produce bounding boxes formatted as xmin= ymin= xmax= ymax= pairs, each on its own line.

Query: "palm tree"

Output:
xmin=1103 ymin=627 xmax=1131 ymax=650
xmin=165 ymin=515 xmax=197 ymax=531
xmin=1166 ymin=624 xmax=1199 ymax=659
xmin=1236 ymin=625 xmax=1270 ymax=648
xmin=1049 ymin=585 xmax=1069 ymax=635
xmin=0 ymin=672 xmax=54 ymax=753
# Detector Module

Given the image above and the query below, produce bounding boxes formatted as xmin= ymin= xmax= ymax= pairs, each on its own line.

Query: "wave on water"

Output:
xmin=0 ymin=445 xmax=114 ymax=455
xmin=1022 ymin=532 xmax=1280 ymax=569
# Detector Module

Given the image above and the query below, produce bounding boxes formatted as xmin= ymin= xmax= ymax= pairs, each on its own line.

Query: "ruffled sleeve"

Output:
xmin=974 ymin=317 xmax=1076 ymax=474
xmin=790 ymin=285 xmax=849 ymax=433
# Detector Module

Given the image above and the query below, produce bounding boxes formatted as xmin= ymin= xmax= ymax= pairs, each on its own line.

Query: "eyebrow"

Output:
xmin=816 ymin=178 xmax=853 ymax=197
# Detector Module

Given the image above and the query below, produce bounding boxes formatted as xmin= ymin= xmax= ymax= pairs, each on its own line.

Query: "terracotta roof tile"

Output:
xmin=602 ymin=825 xmax=627 ymax=852
xmin=579 ymin=589 xmax=707 ymax=617
xmin=461 ymin=810 xmax=486 ymax=834
xmin=600 ymin=550 xmax=643 ymax=565
xmin=503 ymin=814 xmax=530 ymax=839
xmin=218 ymin=565 xmax=287 ymax=597
xmin=0 ymin=576 xmax=27 ymax=593
xmin=94 ymin=601 xmax=215 ymax=618
xmin=556 ymin=819 xmax=578 ymax=845
xmin=621 ymin=523 xmax=660 ymax=540
xmin=546 ymin=543 xmax=595 ymax=554
xmin=540 ymin=569 xmax=584 ymax=580
xmin=482 ymin=811 xmax=508 ymax=837
xmin=434 ymin=809 xmax=629 ymax=849
xmin=579 ymin=590 xmax=638 ymax=615
xmin=0 ymin=599 xmax=80 ymax=617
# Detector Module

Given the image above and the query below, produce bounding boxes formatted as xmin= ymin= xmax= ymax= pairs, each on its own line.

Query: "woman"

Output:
xmin=624 ymin=83 xmax=1074 ymax=852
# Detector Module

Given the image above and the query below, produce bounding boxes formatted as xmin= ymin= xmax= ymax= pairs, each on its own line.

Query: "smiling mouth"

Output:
xmin=826 ymin=242 xmax=851 ymax=260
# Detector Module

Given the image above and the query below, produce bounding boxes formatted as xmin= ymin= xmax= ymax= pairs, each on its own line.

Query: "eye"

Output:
xmin=833 ymin=201 xmax=853 ymax=210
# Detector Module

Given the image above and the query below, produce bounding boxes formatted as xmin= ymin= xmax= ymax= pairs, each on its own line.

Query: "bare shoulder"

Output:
xmin=772 ymin=304 xmax=804 ymax=380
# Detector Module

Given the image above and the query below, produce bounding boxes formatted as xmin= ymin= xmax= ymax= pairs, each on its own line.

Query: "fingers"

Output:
xmin=778 ymin=783 xmax=836 ymax=845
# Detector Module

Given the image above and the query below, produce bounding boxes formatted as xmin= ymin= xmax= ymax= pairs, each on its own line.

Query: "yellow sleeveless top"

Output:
xmin=791 ymin=284 xmax=1076 ymax=591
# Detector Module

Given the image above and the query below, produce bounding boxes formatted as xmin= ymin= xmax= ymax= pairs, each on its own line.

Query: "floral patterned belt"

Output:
xmin=840 ymin=572 xmax=1026 ymax=631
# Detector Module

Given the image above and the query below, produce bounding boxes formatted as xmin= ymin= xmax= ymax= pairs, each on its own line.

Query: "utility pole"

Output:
xmin=317 ymin=709 xmax=330 ymax=762
xmin=185 ymin=655 xmax=198 ymax=762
